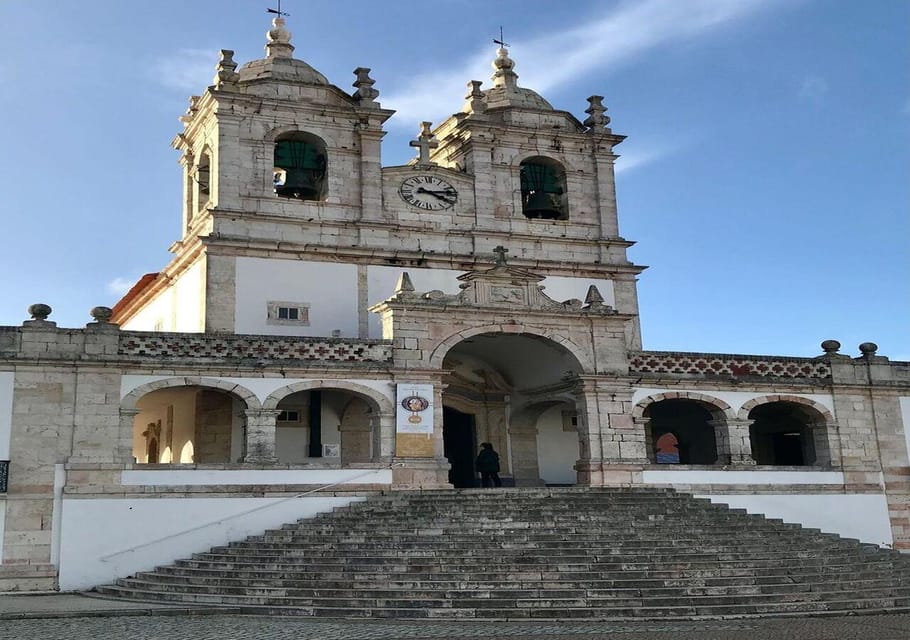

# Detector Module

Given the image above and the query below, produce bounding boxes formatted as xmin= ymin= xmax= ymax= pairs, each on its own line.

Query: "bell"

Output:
xmin=523 ymin=191 xmax=563 ymax=219
xmin=274 ymin=168 xmax=322 ymax=200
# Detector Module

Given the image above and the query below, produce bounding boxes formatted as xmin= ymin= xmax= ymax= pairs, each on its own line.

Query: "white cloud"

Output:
xmin=151 ymin=48 xmax=218 ymax=92
xmin=107 ymin=277 xmax=137 ymax=296
xmin=382 ymin=0 xmax=779 ymax=127
xmin=798 ymin=75 xmax=829 ymax=104
xmin=614 ymin=142 xmax=682 ymax=175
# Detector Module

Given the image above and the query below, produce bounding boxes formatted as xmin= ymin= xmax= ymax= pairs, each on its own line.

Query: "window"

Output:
xmin=273 ymin=132 xmax=327 ymax=201
xmin=267 ymin=301 xmax=310 ymax=326
xmin=277 ymin=410 xmax=301 ymax=423
xmin=195 ymin=151 xmax=211 ymax=212
xmin=519 ymin=156 xmax=568 ymax=220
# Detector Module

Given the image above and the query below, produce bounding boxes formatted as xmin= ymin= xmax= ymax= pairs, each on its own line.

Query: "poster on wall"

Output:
xmin=396 ymin=384 xmax=434 ymax=434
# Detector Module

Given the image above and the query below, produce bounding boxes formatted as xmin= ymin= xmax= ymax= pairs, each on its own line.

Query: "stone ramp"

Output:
xmin=94 ymin=487 xmax=910 ymax=619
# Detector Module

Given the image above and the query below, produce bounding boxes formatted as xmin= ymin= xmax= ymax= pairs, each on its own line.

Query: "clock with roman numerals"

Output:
xmin=398 ymin=175 xmax=458 ymax=211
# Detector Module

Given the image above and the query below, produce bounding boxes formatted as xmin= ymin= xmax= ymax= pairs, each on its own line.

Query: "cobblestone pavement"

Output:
xmin=1 ymin=613 xmax=909 ymax=640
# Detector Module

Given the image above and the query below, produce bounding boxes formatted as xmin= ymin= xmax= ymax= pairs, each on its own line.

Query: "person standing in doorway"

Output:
xmin=476 ymin=442 xmax=502 ymax=488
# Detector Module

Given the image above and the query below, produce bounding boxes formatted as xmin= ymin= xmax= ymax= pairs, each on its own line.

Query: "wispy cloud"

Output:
xmin=383 ymin=0 xmax=780 ymax=127
xmin=107 ymin=277 xmax=138 ymax=297
xmin=798 ymin=75 xmax=829 ymax=104
xmin=614 ymin=141 xmax=684 ymax=176
xmin=151 ymin=48 xmax=218 ymax=92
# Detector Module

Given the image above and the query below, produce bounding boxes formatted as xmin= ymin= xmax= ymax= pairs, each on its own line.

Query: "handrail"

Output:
xmin=100 ymin=468 xmax=386 ymax=562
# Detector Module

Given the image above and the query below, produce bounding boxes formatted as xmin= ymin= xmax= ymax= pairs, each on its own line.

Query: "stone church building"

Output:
xmin=1 ymin=18 xmax=908 ymax=592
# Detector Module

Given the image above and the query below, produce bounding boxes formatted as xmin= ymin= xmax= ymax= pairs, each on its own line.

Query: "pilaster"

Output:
xmin=242 ymin=409 xmax=280 ymax=463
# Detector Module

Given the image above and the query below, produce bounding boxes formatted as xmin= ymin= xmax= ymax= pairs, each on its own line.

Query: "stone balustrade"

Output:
xmin=629 ymin=351 xmax=832 ymax=380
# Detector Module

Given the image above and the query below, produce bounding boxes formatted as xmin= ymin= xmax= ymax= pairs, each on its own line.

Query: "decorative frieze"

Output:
xmin=629 ymin=351 xmax=831 ymax=380
xmin=118 ymin=332 xmax=392 ymax=363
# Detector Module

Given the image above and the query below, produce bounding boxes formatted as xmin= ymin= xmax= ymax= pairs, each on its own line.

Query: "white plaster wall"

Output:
xmin=173 ymin=260 xmax=205 ymax=332
xmin=121 ymin=260 xmax=205 ymax=332
xmin=366 ymin=266 xmax=616 ymax=338
xmin=900 ymin=397 xmax=910 ymax=464
xmin=536 ymin=405 xmax=578 ymax=485
xmin=695 ymin=493 xmax=893 ymax=547
xmin=235 ymin=257 xmax=358 ymax=337
xmin=59 ymin=495 xmax=367 ymax=590
xmin=643 ymin=470 xmax=846 ymax=485
xmin=120 ymin=468 xmax=392 ymax=486
xmin=539 ymin=276 xmax=615 ymax=308
xmin=633 ymin=387 xmax=835 ymax=416
xmin=0 ymin=371 xmax=12 ymax=459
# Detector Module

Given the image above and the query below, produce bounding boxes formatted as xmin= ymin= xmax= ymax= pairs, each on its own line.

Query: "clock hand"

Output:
xmin=417 ymin=187 xmax=456 ymax=201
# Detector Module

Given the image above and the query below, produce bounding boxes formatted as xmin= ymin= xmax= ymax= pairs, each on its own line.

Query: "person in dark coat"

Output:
xmin=476 ymin=442 xmax=502 ymax=488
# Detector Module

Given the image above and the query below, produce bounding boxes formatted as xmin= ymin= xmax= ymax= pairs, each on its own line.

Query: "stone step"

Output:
xmin=96 ymin=487 xmax=910 ymax=620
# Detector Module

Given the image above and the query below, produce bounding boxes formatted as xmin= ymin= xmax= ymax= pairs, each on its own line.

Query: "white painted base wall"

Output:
xmin=695 ymin=493 xmax=893 ymax=548
xmin=58 ymin=495 xmax=366 ymax=591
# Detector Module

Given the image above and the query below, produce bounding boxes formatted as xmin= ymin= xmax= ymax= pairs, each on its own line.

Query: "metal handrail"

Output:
xmin=100 ymin=468 xmax=386 ymax=562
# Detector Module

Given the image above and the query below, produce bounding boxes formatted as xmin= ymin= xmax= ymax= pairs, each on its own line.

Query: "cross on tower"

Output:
xmin=493 ymin=245 xmax=509 ymax=266
xmin=267 ymin=0 xmax=290 ymax=16
xmin=493 ymin=26 xmax=509 ymax=48
xmin=409 ymin=121 xmax=438 ymax=166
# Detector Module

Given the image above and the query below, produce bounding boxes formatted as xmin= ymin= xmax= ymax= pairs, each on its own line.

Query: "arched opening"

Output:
xmin=194 ymin=150 xmax=211 ymax=213
xmin=519 ymin=156 xmax=568 ymax=220
xmin=645 ymin=400 xmax=720 ymax=465
xmin=442 ymin=332 xmax=584 ymax=487
xmin=273 ymin=131 xmax=327 ymax=201
xmin=132 ymin=386 xmax=246 ymax=464
xmin=749 ymin=402 xmax=820 ymax=466
xmin=274 ymin=388 xmax=379 ymax=464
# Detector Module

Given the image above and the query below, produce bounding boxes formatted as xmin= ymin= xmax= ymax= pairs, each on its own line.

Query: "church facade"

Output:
xmin=1 ymin=18 xmax=909 ymax=592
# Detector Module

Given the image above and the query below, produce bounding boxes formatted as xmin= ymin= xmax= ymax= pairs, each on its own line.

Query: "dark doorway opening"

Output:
xmin=443 ymin=406 xmax=477 ymax=488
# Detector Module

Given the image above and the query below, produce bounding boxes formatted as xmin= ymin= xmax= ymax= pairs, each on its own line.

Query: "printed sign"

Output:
xmin=396 ymin=384 xmax=434 ymax=434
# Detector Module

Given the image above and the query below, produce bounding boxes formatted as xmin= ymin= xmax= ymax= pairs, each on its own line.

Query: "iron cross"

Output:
xmin=493 ymin=245 xmax=509 ymax=265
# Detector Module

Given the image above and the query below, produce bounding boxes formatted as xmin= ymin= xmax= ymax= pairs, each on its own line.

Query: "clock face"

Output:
xmin=399 ymin=175 xmax=458 ymax=210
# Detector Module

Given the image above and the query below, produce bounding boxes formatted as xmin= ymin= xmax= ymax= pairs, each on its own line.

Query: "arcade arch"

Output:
xmin=634 ymin=393 xmax=732 ymax=465
xmin=440 ymin=332 xmax=584 ymax=487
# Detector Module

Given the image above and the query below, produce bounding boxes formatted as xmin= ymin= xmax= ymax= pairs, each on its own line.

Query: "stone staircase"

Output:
xmin=94 ymin=487 xmax=910 ymax=619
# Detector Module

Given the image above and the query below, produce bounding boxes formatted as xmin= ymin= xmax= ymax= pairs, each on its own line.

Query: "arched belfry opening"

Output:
xmin=520 ymin=156 xmax=567 ymax=220
xmin=441 ymin=332 xmax=583 ymax=487
xmin=273 ymin=131 xmax=327 ymax=201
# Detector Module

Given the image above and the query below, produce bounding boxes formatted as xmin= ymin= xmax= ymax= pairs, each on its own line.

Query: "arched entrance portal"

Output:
xmin=441 ymin=332 xmax=584 ymax=487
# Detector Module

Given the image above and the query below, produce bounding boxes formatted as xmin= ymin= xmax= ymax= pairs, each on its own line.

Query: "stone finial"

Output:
xmin=394 ymin=272 xmax=416 ymax=295
xmin=492 ymin=245 xmax=509 ymax=266
xmin=491 ymin=46 xmax=519 ymax=89
xmin=213 ymin=49 xmax=240 ymax=87
xmin=352 ymin=67 xmax=380 ymax=106
xmin=28 ymin=303 xmax=51 ymax=321
xmin=90 ymin=306 xmax=114 ymax=323
xmin=584 ymin=285 xmax=604 ymax=306
xmin=266 ymin=17 xmax=294 ymax=58
xmin=820 ymin=339 xmax=841 ymax=356
xmin=859 ymin=342 xmax=879 ymax=358
xmin=409 ymin=122 xmax=438 ymax=166
xmin=179 ymin=95 xmax=201 ymax=124
xmin=584 ymin=95 xmax=611 ymax=132
xmin=465 ymin=80 xmax=486 ymax=114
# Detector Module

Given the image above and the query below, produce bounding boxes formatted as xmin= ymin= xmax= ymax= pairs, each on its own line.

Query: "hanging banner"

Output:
xmin=396 ymin=384 xmax=434 ymax=434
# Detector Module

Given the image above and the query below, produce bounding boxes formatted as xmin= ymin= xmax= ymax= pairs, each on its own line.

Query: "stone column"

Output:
xmin=635 ymin=417 xmax=654 ymax=463
xmin=714 ymin=419 xmax=755 ymax=466
xmin=508 ymin=421 xmax=544 ymax=487
xmin=574 ymin=378 xmax=646 ymax=485
xmin=118 ymin=409 xmax=141 ymax=463
xmin=391 ymin=383 xmax=450 ymax=489
xmin=242 ymin=409 xmax=280 ymax=464
xmin=810 ymin=420 xmax=839 ymax=467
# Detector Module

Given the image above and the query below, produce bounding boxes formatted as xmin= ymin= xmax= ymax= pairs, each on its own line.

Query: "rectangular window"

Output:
xmin=277 ymin=410 xmax=300 ymax=423
xmin=267 ymin=301 xmax=310 ymax=326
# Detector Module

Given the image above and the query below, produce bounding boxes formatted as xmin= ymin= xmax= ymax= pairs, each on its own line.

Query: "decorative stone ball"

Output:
xmin=859 ymin=342 xmax=878 ymax=356
xmin=820 ymin=339 xmax=841 ymax=354
xmin=27 ymin=303 xmax=52 ymax=320
xmin=90 ymin=306 xmax=114 ymax=323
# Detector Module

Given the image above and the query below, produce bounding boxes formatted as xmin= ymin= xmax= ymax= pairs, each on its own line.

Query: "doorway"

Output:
xmin=443 ymin=406 xmax=477 ymax=488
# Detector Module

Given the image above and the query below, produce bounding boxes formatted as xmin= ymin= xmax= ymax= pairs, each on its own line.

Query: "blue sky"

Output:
xmin=0 ymin=0 xmax=906 ymax=359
